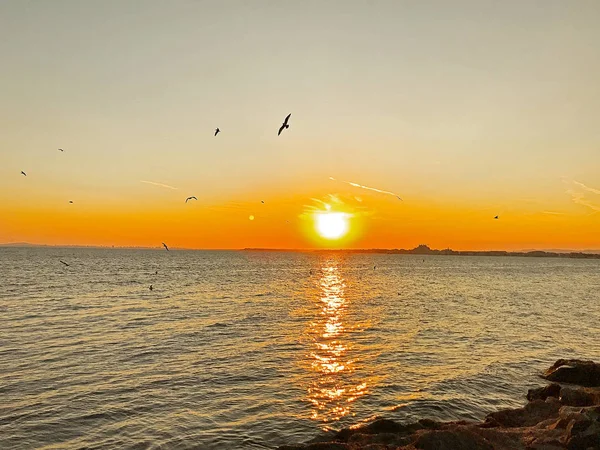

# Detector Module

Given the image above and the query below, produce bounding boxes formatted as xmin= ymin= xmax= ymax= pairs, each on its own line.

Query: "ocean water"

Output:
xmin=1 ymin=248 xmax=599 ymax=449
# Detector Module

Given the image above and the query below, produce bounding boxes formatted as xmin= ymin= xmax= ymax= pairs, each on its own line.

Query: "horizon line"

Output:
xmin=2 ymin=242 xmax=600 ymax=255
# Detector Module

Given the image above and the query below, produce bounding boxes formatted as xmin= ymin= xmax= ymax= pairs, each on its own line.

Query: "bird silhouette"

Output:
xmin=21 ymin=171 xmax=27 ymax=176
xmin=59 ymin=260 xmax=70 ymax=267
xmin=149 ymin=285 xmax=153 ymax=291
xmin=494 ymin=215 xmax=499 ymax=219
xmin=214 ymin=128 xmax=220 ymax=136
xmin=261 ymin=200 xmax=265 ymax=204
xmin=185 ymin=196 xmax=197 ymax=203
xmin=162 ymin=242 xmax=169 ymax=251
xmin=278 ymin=113 xmax=291 ymax=136
xmin=396 ymin=196 xmax=403 ymax=201
xmin=58 ymin=148 xmax=64 ymax=152
xmin=69 ymin=201 xmax=73 ymax=204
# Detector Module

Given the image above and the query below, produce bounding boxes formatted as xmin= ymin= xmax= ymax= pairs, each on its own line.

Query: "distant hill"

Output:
xmin=0 ymin=242 xmax=47 ymax=247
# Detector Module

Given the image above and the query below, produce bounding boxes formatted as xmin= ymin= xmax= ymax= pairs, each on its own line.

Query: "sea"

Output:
xmin=1 ymin=247 xmax=599 ymax=449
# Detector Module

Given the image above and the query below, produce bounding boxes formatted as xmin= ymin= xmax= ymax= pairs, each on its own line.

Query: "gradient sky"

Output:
xmin=1 ymin=1 xmax=600 ymax=250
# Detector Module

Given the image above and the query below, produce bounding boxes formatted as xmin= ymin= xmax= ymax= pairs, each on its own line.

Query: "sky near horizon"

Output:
xmin=1 ymin=1 xmax=600 ymax=250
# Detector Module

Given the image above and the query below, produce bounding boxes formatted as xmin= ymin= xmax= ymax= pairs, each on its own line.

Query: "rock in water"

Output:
xmin=528 ymin=383 xmax=562 ymax=401
xmin=543 ymin=359 xmax=600 ymax=387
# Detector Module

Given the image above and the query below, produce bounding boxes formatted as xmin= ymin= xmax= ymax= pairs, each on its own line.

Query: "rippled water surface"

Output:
xmin=1 ymin=248 xmax=599 ymax=449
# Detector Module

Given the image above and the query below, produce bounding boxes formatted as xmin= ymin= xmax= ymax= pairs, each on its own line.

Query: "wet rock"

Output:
xmin=347 ymin=431 xmax=413 ymax=447
xmin=277 ymin=443 xmax=351 ymax=450
xmin=560 ymin=387 xmax=595 ymax=407
xmin=528 ymin=383 xmax=562 ymax=401
xmin=544 ymin=360 xmax=600 ymax=387
xmin=413 ymin=428 xmax=494 ymax=450
xmin=334 ymin=418 xmax=421 ymax=441
xmin=485 ymin=399 xmax=560 ymax=428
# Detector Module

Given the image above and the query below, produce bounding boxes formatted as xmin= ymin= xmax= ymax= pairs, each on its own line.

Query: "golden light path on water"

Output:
xmin=306 ymin=260 xmax=368 ymax=425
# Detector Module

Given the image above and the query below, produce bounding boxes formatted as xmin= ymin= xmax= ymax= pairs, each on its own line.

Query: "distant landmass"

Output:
xmin=243 ymin=244 xmax=600 ymax=259
xmin=2 ymin=243 xmax=600 ymax=258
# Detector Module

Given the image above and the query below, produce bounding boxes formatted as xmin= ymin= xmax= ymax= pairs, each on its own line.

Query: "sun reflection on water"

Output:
xmin=306 ymin=260 xmax=368 ymax=426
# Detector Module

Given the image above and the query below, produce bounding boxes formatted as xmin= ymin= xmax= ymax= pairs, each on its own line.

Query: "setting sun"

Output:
xmin=315 ymin=213 xmax=349 ymax=240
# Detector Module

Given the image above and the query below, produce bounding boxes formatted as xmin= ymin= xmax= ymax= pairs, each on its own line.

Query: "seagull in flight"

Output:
xmin=69 ymin=201 xmax=73 ymax=204
xmin=185 ymin=196 xmax=197 ymax=203
xmin=58 ymin=148 xmax=64 ymax=152
xmin=494 ymin=215 xmax=499 ymax=219
xmin=278 ymin=113 xmax=291 ymax=136
xmin=21 ymin=171 xmax=27 ymax=176
xmin=60 ymin=260 xmax=70 ymax=267
xmin=396 ymin=196 xmax=403 ymax=201
xmin=261 ymin=200 xmax=265 ymax=204
xmin=162 ymin=242 xmax=169 ymax=251
xmin=214 ymin=128 xmax=220 ymax=136
xmin=149 ymin=285 xmax=153 ymax=291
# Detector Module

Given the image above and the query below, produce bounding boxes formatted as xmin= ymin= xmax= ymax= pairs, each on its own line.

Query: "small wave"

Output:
xmin=207 ymin=322 xmax=229 ymax=328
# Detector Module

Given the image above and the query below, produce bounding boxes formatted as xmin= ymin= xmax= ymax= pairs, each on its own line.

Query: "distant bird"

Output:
xmin=59 ymin=260 xmax=70 ymax=267
xmin=261 ymin=200 xmax=265 ymax=204
xmin=149 ymin=285 xmax=153 ymax=291
xmin=214 ymin=128 xmax=220 ymax=136
xmin=69 ymin=201 xmax=73 ymax=204
xmin=185 ymin=196 xmax=197 ymax=203
xmin=58 ymin=148 xmax=64 ymax=152
xmin=162 ymin=242 xmax=169 ymax=251
xmin=278 ymin=113 xmax=291 ymax=136
xmin=155 ymin=271 xmax=158 ymax=275
xmin=21 ymin=171 xmax=27 ymax=176
xmin=494 ymin=215 xmax=499 ymax=219
xmin=374 ymin=265 xmax=377 ymax=270
xmin=396 ymin=196 xmax=403 ymax=201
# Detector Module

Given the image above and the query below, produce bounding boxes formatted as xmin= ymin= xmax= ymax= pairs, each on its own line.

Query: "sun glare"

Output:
xmin=315 ymin=213 xmax=349 ymax=240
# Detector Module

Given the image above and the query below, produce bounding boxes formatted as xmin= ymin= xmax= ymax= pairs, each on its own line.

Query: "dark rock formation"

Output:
xmin=276 ymin=360 xmax=600 ymax=450
xmin=543 ymin=360 xmax=600 ymax=387
xmin=528 ymin=383 xmax=561 ymax=401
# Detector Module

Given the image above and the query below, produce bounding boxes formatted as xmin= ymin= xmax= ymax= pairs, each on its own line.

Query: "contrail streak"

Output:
xmin=329 ymin=177 xmax=402 ymax=200
xmin=140 ymin=180 xmax=178 ymax=190
xmin=573 ymin=180 xmax=600 ymax=195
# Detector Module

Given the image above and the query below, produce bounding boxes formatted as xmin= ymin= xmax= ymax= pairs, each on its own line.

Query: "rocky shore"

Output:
xmin=278 ymin=359 xmax=600 ymax=450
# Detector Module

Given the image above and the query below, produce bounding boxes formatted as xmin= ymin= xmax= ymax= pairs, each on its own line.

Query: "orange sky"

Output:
xmin=1 ymin=2 xmax=600 ymax=250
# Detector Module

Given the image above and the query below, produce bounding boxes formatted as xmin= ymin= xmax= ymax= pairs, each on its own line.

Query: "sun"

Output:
xmin=315 ymin=212 xmax=349 ymax=240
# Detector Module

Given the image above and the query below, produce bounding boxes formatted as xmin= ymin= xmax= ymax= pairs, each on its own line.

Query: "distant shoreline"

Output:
xmin=3 ymin=243 xmax=600 ymax=258
xmin=242 ymin=245 xmax=600 ymax=259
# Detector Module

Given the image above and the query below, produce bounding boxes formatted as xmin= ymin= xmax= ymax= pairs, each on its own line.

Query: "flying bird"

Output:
xmin=58 ymin=148 xmax=64 ymax=152
xmin=21 ymin=171 xmax=27 ymax=176
xmin=261 ymin=200 xmax=265 ymax=204
xmin=214 ymin=128 xmax=220 ymax=136
xmin=59 ymin=260 xmax=70 ymax=267
xmin=494 ymin=215 xmax=499 ymax=219
xmin=149 ymin=285 xmax=153 ymax=291
xmin=278 ymin=113 xmax=291 ymax=136
xmin=162 ymin=242 xmax=169 ymax=251
xmin=396 ymin=196 xmax=403 ymax=201
xmin=185 ymin=196 xmax=197 ymax=203
xmin=69 ymin=201 xmax=73 ymax=204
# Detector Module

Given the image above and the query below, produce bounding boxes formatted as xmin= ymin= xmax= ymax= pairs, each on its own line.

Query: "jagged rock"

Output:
xmin=565 ymin=422 xmax=600 ymax=449
xmin=528 ymin=383 xmax=561 ymax=401
xmin=560 ymin=387 xmax=595 ymax=407
xmin=543 ymin=360 xmax=600 ymax=387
